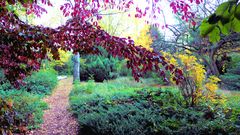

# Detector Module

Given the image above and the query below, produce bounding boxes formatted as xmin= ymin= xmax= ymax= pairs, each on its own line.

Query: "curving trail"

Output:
xmin=29 ymin=77 xmax=79 ymax=135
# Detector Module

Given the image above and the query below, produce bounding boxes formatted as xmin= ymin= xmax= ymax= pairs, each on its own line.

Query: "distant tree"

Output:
xmin=134 ymin=25 xmax=153 ymax=51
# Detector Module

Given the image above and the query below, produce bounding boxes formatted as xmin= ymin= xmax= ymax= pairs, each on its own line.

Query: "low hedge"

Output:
xmin=70 ymin=84 xmax=239 ymax=135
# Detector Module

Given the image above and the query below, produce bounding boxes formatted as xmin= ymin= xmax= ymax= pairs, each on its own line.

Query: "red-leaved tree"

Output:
xmin=0 ymin=0 xmax=203 ymax=87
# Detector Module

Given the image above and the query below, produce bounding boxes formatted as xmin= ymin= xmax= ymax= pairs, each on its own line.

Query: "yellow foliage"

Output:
xmin=205 ymin=76 xmax=220 ymax=93
xmin=56 ymin=50 xmax=72 ymax=66
xmin=161 ymin=51 xmax=178 ymax=66
xmin=178 ymin=53 xmax=206 ymax=87
xmin=162 ymin=51 xmax=224 ymax=105
xmin=205 ymin=76 xmax=222 ymax=103
xmin=163 ymin=51 xmax=205 ymax=90
xmin=134 ymin=25 xmax=153 ymax=51
xmin=49 ymin=49 xmax=72 ymax=67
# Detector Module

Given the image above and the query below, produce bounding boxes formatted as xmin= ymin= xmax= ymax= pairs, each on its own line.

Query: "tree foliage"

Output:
xmin=1 ymin=0 xmax=201 ymax=86
xmin=134 ymin=25 xmax=153 ymax=51
xmin=200 ymin=0 xmax=240 ymax=43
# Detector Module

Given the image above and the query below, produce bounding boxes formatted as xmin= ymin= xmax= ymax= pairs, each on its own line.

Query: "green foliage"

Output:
xmin=116 ymin=60 xmax=132 ymax=77
xmin=220 ymin=64 xmax=240 ymax=91
xmin=0 ymin=68 xmax=58 ymax=95
xmin=229 ymin=53 xmax=240 ymax=67
xmin=71 ymin=77 xmax=152 ymax=98
xmin=0 ymin=90 xmax=47 ymax=133
xmin=70 ymin=78 xmax=239 ymax=135
xmin=143 ymin=71 xmax=165 ymax=85
xmin=235 ymin=3 xmax=240 ymax=20
xmin=220 ymin=53 xmax=240 ymax=91
xmin=200 ymin=1 xmax=240 ymax=42
xmin=53 ymin=59 xmax=73 ymax=75
xmin=226 ymin=94 xmax=240 ymax=123
xmin=200 ymin=20 xmax=215 ymax=37
xmin=80 ymin=55 xmax=121 ymax=82
xmin=52 ymin=50 xmax=73 ymax=75
xmin=0 ymin=69 xmax=4 ymax=80
xmin=0 ymin=68 xmax=57 ymax=133
xmin=208 ymin=27 xmax=221 ymax=43
xmin=23 ymin=69 xmax=58 ymax=95
xmin=0 ymin=68 xmax=56 ymax=133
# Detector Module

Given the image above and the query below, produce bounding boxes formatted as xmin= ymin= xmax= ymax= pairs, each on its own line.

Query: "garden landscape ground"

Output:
xmin=1 ymin=0 xmax=240 ymax=135
xmin=30 ymin=77 xmax=240 ymax=134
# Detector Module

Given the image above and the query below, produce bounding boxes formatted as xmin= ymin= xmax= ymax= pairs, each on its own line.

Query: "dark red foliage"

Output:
xmin=59 ymin=0 xmax=201 ymax=25
xmin=0 ymin=0 xmax=201 ymax=87
xmin=0 ymin=9 xmax=59 ymax=87
xmin=169 ymin=0 xmax=202 ymax=25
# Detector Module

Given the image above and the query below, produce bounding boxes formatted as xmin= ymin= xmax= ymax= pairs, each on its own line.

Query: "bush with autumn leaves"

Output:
xmin=162 ymin=51 xmax=224 ymax=107
xmin=0 ymin=91 xmax=48 ymax=134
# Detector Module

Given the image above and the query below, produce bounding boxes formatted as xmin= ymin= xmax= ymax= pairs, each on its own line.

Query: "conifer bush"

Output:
xmin=80 ymin=55 xmax=120 ymax=82
xmin=70 ymin=81 xmax=239 ymax=135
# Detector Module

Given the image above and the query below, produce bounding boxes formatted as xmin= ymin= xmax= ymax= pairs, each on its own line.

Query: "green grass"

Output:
xmin=71 ymin=77 xmax=177 ymax=100
xmin=224 ymin=90 xmax=240 ymax=122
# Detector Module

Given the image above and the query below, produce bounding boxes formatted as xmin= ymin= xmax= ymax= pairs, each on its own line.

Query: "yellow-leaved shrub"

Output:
xmin=162 ymin=51 xmax=224 ymax=106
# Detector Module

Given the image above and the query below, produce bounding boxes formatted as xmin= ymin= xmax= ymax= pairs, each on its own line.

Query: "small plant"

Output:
xmin=23 ymin=69 xmax=58 ymax=95
xmin=0 ymin=90 xmax=47 ymax=134
xmin=220 ymin=62 xmax=240 ymax=91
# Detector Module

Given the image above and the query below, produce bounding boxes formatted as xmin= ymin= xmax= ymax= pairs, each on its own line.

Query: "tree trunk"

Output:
xmin=201 ymin=53 xmax=219 ymax=77
xmin=209 ymin=49 xmax=220 ymax=76
xmin=73 ymin=52 xmax=80 ymax=83
xmin=209 ymin=58 xmax=219 ymax=76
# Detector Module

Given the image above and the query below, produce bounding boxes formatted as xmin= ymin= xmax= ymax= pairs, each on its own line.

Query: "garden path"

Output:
xmin=28 ymin=77 xmax=79 ymax=135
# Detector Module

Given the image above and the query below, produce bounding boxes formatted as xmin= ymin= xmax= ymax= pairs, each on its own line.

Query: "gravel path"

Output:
xmin=29 ymin=77 xmax=79 ymax=135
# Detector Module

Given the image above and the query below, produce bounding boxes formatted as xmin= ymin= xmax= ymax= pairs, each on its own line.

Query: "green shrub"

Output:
xmin=0 ymin=68 xmax=56 ymax=133
xmin=80 ymin=55 xmax=120 ymax=82
xmin=143 ymin=71 xmax=165 ymax=85
xmin=220 ymin=62 xmax=240 ymax=91
xmin=116 ymin=60 xmax=132 ymax=77
xmin=0 ymin=69 xmax=11 ymax=89
xmin=23 ymin=69 xmax=58 ymax=95
xmin=0 ymin=69 xmax=4 ymax=81
xmin=0 ymin=90 xmax=47 ymax=133
xmin=70 ymin=81 xmax=238 ymax=135
xmin=0 ymin=68 xmax=58 ymax=95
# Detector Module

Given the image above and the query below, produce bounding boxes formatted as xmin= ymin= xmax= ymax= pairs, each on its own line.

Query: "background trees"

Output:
xmin=1 ymin=0 xmax=193 ymax=85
